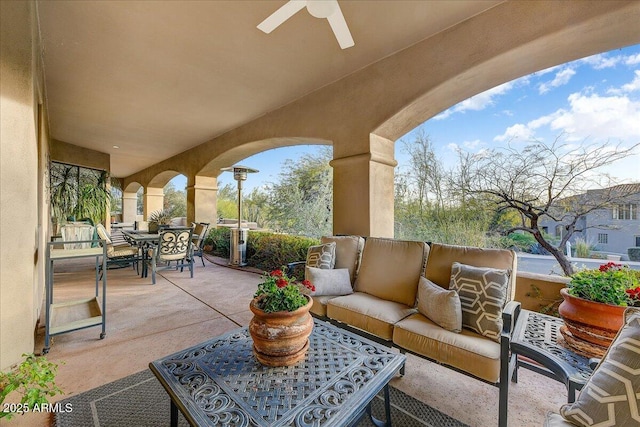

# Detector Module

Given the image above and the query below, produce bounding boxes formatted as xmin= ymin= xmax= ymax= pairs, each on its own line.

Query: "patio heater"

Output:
xmin=221 ymin=165 xmax=259 ymax=266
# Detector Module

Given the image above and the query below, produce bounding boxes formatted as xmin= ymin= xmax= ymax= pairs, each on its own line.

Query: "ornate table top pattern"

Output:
xmin=150 ymin=320 xmax=405 ymax=427
xmin=511 ymin=310 xmax=592 ymax=386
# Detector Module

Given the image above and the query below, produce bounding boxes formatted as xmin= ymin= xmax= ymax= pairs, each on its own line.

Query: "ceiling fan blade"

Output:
xmin=257 ymin=0 xmax=307 ymax=34
xmin=327 ymin=4 xmax=354 ymax=49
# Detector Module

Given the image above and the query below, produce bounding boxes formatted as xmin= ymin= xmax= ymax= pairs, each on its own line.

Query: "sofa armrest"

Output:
xmin=502 ymin=300 xmax=521 ymax=338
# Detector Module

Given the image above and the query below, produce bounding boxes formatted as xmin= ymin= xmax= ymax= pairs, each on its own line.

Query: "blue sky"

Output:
xmin=175 ymin=44 xmax=640 ymax=192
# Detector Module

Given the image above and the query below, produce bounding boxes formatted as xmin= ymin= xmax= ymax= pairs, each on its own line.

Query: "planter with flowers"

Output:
xmin=558 ymin=262 xmax=640 ymax=357
xmin=249 ymin=268 xmax=315 ymax=367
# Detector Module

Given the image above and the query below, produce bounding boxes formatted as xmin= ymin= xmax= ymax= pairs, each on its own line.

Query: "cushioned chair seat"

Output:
xmin=310 ymin=295 xmax=338 ymax=317
xmin=393 ymin=313 xmax=501 ymax=382
xmin=327 ymin=292 xmax=417 ymax=340
xmin=107 ymin=243 xmax=139 ymax=258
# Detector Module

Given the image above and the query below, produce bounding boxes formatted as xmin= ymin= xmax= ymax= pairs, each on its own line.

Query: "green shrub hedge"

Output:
xmin=247 ymin=232 xmax=319 ymax=272
xmin=629 ymin=247 xmax=640 ymax=262
xmin=204 ymin=228 xmax=319 ymax=272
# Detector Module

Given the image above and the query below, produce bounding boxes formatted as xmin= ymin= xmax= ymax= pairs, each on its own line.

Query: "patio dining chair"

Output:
xmin=147 ymin=227 xmax=194 ymax=284
xmin=191 ymin=222 xmax=210 ymax=267
xmin=95 ymin=223 xmax=140 ymax=277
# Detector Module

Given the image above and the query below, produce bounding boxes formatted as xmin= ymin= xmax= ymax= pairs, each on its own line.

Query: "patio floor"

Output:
xmin=11 ymin=256 xmax=567 ymax=426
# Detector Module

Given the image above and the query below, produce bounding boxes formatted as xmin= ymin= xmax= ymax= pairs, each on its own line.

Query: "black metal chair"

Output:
xmin=147 ymin=227 xmax=194 ymax=284
xmin=95 ymin=223 xmax=140 ymax=277
xmin=191 ymin=222 xmax=210 ymax=267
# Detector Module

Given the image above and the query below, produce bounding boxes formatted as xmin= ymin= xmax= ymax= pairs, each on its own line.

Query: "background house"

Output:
xmin=540 ymin=184 xmax=640 ymax=257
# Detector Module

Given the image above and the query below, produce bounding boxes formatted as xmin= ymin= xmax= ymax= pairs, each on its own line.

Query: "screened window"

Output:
xmin=612 ymin=204 xmax=638 ymax=220
xmin=598 ymin=233 xmax=608 ymax=244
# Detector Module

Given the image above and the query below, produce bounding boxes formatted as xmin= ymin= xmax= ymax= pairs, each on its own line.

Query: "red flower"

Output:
xmin=599 ymin=262 xmax=622 ymax=272
xmin=276 ymin=278 xmax=288 ymax=288
xmin=627 ymin=287 xmax=640 ymax=299
xmin=301 ymin=280 xmax=315 ymax=292
xmin=271 ymin=269 xmax=283 ymax=277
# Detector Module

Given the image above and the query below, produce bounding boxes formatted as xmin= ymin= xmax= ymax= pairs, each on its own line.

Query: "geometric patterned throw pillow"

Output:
xmin=560 ymin=307 xmax=640 ymax=427
xmin=306 ymin=242 xmax=336 ymax=269
xmin=449 ymin=262 xmax=510 ymax=342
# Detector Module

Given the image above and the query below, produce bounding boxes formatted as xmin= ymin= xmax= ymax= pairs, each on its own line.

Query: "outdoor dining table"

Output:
xmin=121 ymin=229 xmax=198 ymax=278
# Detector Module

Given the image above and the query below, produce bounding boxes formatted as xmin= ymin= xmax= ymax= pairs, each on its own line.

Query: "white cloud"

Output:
xmin=494 ymin=123 xmax=535 ymax=142
xmin=538 ymin=67 xmax=576 ymax=94
xmin=462 ymin=139 xmax=482 ymax=149
xmin=547 ymin=92 xmax=640 ymax=140
xmin=446 ymin=143 xmax=460 ymax=152
xmin=494 ymin=90 xmax=640 ymax=143
xmin=580 ymin=53 xmax=623 ymax=69
xmin=626 ymin=53 xmax=640 ymax=66
xmin=621 ymin=70 xmax=640 ymax=93
xmin=433 ymin=81 xmax=515 ymax=120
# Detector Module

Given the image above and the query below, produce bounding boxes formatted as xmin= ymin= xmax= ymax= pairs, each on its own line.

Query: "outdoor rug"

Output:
xmin=54 ymin=369 xmax=468 ymax=427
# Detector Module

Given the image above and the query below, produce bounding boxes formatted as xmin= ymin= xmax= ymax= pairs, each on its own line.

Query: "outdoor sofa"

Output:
xmin=290 ymin=235 xmax=520 ymax=427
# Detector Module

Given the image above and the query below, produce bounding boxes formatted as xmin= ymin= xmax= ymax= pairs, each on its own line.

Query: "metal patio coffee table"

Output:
xmin=150 ymin=319 xmax=406 ymax=427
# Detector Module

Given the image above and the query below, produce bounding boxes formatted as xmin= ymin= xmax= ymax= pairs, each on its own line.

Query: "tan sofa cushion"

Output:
xmin=425 ymin=243 xmax=517 ymax=301
xmin=354 ymin=238 xmax=428 ymax=307
xmin=417 ymin=277 xmax=462 ymax=333
xmin=310 ymin=295 xmax=337 ymax=317
xmin=321 ymin=235 xmax=365 ymax=284
xmin=327 ymin=292 xmax=417 ymax=340
xmin=393 ymin=313 xmax=501 ymax=383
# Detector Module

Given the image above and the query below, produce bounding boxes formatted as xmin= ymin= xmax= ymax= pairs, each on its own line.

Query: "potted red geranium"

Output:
xmin=249 ymin=268 xmax=315 ymax=367
xmin=559 ymin=262 xmax=640 ymax=357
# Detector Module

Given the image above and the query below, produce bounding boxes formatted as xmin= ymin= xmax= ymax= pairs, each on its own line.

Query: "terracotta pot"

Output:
xmin=249 ymin=296 xmax=313 ymax=367
xmin=558 ymin=288 xmax=626 ymax=357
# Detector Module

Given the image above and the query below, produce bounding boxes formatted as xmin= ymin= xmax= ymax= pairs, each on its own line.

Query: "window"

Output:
xmin=555 ymin=225 xmax=563 ymax=238
xmin=636 ymin=236 xmax=640 ymax=247
xmin=598 ymin=233 xmax=608 ymax=244
xmin=612 ymin=203 xmax=638 ymax=220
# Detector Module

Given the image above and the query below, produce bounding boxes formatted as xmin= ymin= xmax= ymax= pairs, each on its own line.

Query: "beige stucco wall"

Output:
xmin=50 ymin=139 xmax=110 ymax=172
xmin=515 ymin=271 xmax=569 ymax=313
xmin=0 ymin=0 xmax=48 ymax=370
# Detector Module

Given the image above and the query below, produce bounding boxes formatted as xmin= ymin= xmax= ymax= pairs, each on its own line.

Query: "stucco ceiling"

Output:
xmin=37 ymin=0 xmax=502 ymax=177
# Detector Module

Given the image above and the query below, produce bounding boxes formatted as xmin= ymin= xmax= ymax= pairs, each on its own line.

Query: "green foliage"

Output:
xmin=574 ymin=237 xmax=592 ymax=258
xmin=266 ymin=147 xmax=333 ymax=238
xmin=500 ymin=233 xmax=537 ymax=251
xmin=0 ymin=354 xmax=63 ymax=420
xmin=247 ymin=232 xmax=319 ymax=272
xmin=148 ymin=208 xmax=174 ymax=226
xmin=628 ymin=247 xmax=640 ymax=262
xmin=163 ymin=182 xmax=186 ymax=217
xmin=206 ymin=227 xmax=231 ymax=257
xmin=568 ymin=263 xmax=640 ymax=306
xmin=204 ymin=228 xmax=318 ymax=271
xmin=50 ymin=163 xmax=111 ymax=226
xmin=254 ymin=269 xmax=314 ymax=313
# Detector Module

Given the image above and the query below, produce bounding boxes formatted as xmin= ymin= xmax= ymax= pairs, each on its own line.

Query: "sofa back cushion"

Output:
xmin=425 ymin=243 xmax=517 ymax=301
xmin=321 ymin=235 xmax=365 ymax=284
xmin=354 ymin=238 xmax=428 ymax=307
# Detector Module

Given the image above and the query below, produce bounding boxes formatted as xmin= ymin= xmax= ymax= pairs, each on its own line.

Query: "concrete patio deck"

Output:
xmin=9 ymin=256 xmax=567 ymax=426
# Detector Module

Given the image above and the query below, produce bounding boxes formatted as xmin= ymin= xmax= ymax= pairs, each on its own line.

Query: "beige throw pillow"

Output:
xmin=560 ymin=308 xmax=640 ymax=427
xmin=417 ymin=277 xmax=462 ymax=333
xmin=449 ymin=262 xmax=510 ymax=342
xmin=306 ymin=242 xmax=336 ymax=269
xmin=306 ymin=267 xmax=353 ymax=297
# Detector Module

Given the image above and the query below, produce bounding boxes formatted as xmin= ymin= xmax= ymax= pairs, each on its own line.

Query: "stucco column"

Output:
xmin=331 ymin=134 xmax=397 ymax=238
xmin=122 ymin=191 xmax=138 ymax=223
xmin=143 ymin=187 xmax=164 ymax=219
xmin=186 ymin=176 xmax=218 ymax=225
